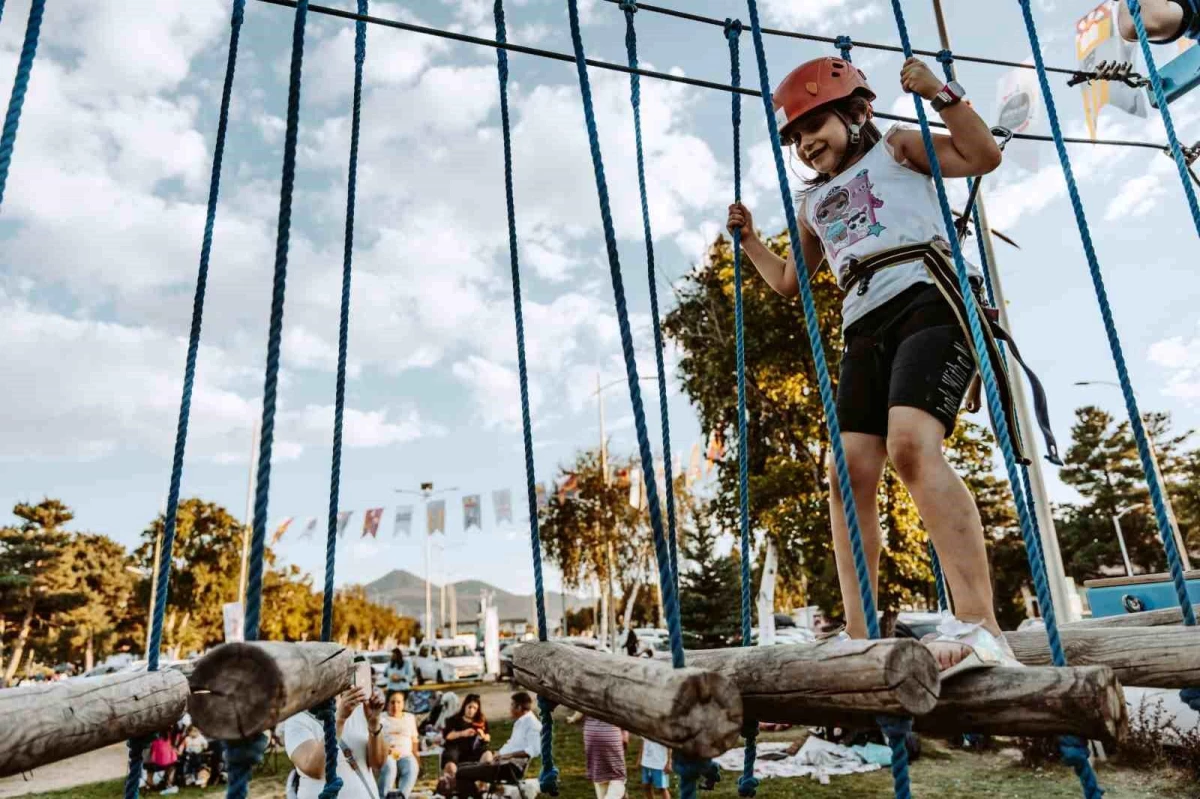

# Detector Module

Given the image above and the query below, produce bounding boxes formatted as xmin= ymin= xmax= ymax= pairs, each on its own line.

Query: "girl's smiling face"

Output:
xmin=782 ymin=103 xmax=872 ymax=176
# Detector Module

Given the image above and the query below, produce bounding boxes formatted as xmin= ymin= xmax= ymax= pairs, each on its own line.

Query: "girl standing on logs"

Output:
xmin=727 ymin=56 xmax=1033 ymax=674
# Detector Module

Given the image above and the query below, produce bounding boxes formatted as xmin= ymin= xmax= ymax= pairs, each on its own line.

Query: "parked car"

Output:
xmin=413 ymin=639 xmax=485 ymax=684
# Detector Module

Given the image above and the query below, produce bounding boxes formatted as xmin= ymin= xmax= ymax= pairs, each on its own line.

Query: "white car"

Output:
xmin=413 ymin=640 xmax=484 ymax=684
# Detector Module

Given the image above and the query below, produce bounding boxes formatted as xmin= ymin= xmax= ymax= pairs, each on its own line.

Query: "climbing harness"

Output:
xmin=840 ymin=239 xmax=1061 ymax=466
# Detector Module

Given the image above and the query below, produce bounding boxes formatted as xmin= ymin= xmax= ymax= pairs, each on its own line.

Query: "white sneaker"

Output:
xmin=927 ymin=615 xmax=1022 ymax=679
xmin=161 ymin=787 xmax=179 ymax=796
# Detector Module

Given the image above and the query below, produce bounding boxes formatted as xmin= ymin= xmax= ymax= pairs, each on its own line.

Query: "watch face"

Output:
xmin=948 ymin=81 xmax=965 ymax=98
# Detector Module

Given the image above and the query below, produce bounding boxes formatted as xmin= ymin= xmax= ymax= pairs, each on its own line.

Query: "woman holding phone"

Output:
xmin=282 ymin=660 xmax=387 ymax=799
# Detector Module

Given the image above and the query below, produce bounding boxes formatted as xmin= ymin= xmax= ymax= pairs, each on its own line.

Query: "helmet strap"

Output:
xmin=847 ymin=122 xmax=862 ymax=146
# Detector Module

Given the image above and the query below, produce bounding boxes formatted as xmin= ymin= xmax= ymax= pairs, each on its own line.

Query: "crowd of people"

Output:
xmin=136 ymin=715 xmax=225 ymax=794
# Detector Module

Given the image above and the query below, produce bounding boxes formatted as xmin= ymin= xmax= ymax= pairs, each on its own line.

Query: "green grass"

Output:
xmin=21 ymin=720 xmax=1194 ymax=799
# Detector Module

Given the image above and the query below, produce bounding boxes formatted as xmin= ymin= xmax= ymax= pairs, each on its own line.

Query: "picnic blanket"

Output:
xmin=715 ymin=737 xmax=882 ymax=785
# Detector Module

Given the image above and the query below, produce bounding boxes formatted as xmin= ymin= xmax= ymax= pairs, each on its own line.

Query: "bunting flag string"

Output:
xmin=269 ymin=517 xmax=293 ymax=546
xmin=394 ymin=505 xmax=414 ymax=536
xmin=298 ymin=516 xmax=318 ymax=540
xmin=336 ymin=510 xmax=353 ymax=538
xmin=427 ymin=499 xmax=446 ymax=534
xmin=362 ymin=507 xmax=383 ymax=538
xmin=463 ymin=494 xmax=482 ymax=531
xmin=493 ymin=489 xmax=513 ymax=525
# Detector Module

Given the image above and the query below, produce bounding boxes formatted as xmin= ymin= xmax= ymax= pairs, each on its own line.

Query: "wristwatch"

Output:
xmin=931 ymin=80 xmax=965 ymax=112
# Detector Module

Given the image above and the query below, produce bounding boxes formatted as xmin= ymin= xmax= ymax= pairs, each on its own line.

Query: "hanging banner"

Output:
xmin=394 ymin=505 xmax=414 ymax=537
xmin=628 ymin=464 xmax=643 ymax=510
xmin=463 ymin=494 xmax=482 ymax=531
xmin=492 ymin=489 xmax=513 ymax=525
xmin=1076 ymin=1 xmax=1147 ymax=140
xmin=427 ymin=499 xmax=446 ymax=534
xmin=362 ymin=507 xmax=383 ymax=538
xmin=298 ymin=517 xmax=318 ymax=540
xmin=336 ymin=510 xmax=353 ymax=538
xmin=994 ymin=62 xmax=1041 ymax=171
xmin=535 ymin=482 xmax=548 ymax=511
xmin=269 ymin=517 xmax=293 ymax=546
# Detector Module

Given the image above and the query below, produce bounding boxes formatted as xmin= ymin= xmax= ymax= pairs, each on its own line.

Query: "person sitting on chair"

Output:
xmin=451 ymin=693 xmax=542 ymax=798
xmin=1118 ymin=0 xmax=1198 ymax=43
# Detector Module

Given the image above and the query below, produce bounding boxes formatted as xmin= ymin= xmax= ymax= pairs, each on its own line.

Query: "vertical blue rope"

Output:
xmin=494 ymin=2 xmax=558 ymax=792
xmin=1125 ymin=0 xmax=1200 ymax=239
xmin=927 ymin=540 xmax=950 ymax=613
xmin=0 ymin=0 xmax=7 ymax=27
xmin=0 ymin=0 xmax=43 ymax=211
xmin=125 ymin=4 xmax=247 ymax=798
xmin=1016 ymin=0 xmax=1194 ymax=630
xmin=563 ymin=2 xmax=710 ymax=795
xmin=315 ymin=4 xmax=367 ymax=797
xmin=889 ymin=2 xmax=1101 ymax=795
xmin=743 ymin=4 xmax=908 ymax=796
xmin=228 ymin=2 xmax=310 ymax=797
xmin=619 ymin=0 xmax=681 ymax=594
xmin=725 ymin=18 xmax=759 ymax=798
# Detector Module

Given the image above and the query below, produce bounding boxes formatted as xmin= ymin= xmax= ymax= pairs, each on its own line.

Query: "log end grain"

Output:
xmin=188 ymin=643 xmax=287 ymax=740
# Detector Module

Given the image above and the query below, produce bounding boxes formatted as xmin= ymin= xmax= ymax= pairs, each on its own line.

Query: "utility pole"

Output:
xmin=397 ymin=482 xmax=457 ymax=642
xmin=238 ymin=417 xmax=261 ymax=608
xmin=931 ymin=0 xmax=1075 ymax=622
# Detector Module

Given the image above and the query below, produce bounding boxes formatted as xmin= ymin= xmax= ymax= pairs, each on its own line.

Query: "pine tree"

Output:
xmin=678 ymin=520 xmax=742 ymax=650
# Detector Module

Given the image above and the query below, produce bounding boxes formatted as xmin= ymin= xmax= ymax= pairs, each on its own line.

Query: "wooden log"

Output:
xmin=187 ymin=641 xmax=352 ymax=740
xmin=511 ymin=642 xmax=742 ymax=759
xmin=835 ymin=665 xmax=1127 ymax=746
xmin=678 ymin=639 xmax=940 ymax=723
xmin=1065 ymin=604 xmax=1200 ymax=629
xmin=1007 ymin=626 xmax=1200 ymax=688
xmin=0 ymin=670 xmax=190 ymax=778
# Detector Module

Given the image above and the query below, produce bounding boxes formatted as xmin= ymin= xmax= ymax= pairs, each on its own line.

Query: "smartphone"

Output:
xmin=353 ymin=659 xmax=373 ymax=691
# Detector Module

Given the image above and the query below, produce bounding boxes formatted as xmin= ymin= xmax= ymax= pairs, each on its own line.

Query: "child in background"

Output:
xmin=637 ymin=737 xmax=670 ymax=799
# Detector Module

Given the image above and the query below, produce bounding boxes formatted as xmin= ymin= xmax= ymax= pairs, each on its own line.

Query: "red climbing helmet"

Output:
xmin=773 ymin=57 xmax=876 ymax=134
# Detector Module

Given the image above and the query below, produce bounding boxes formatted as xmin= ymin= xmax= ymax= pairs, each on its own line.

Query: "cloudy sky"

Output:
xmin=2 ymin=0 xmax=1198 ymax=600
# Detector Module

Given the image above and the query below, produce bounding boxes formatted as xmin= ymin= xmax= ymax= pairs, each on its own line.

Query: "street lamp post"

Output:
xmin=1113 ymin=503 xmax=1144 ymax=577
xmin=397 ymin=482 xmax=458 ymax=641
xmin=1074 ymin=380 xmax=1191 ymax=571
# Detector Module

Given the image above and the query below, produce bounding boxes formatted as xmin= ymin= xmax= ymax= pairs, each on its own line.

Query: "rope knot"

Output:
xmin=674 ymin=756 xmax=720 ymax=791
xmin=835 ymin=35 xmax=854 ymax=54
xmin=1181 ymin=687 xmax=1200 ymax=712
xmin=737 ymin=775 xmax=760 ymax=797
xmin=936 ymin=49 xmax=954 ymax=65
xmin=224 ymin=733 xmax=270 ymax=770
xmin=619 ymin=0 xmax=638 ymax=13
xmin=317 ymin=776 xmax=345 ymax=799
xmin=538 ymin=766 xmax=561 ymax=795
xmin=725 ymin=18 xmax=744 ymax=40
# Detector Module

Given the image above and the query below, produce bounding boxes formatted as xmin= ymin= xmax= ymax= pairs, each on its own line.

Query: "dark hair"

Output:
xmin=456 ymin=692 xmax=486 ymax=725
xmin=390 ymin=647 xmax=405 ymax=667
xmin=511 ymin=692 xmax=533 ymax=713
xmin=386 ymin=689 xmax=407 ymax=705
xmin=781 ymin=94 xmax=882 ymax=189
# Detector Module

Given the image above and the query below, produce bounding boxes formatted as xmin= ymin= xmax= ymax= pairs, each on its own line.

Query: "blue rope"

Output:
xmin=1125 ymin=0 xmax=1200 ymax=239
xmin=315 ymin=3 xmax=367 ymax=796
xmin=889 ymin=2 xmax=1101 ymax=794
xmin=230 ymin=1 xmax=310 ymax=796
xmin=125 ymin=4 xmax=247 ymax=797
xmin=0 ymin=0 xmax=43 ymax=211
xmin=724 ymin=17 xmax=759 ymax=798
xmin=0 ymin=0 xmax=6 ymax=26
xmin=1016 ymin=0 xmax=1194 ymax=630
xmin=494 ymin=2 xmax=559 ymax=791
xmin=744 ymin=4 xmax=909 ymax=796
xmin=927 ymin=540 xmax=950 ymax=613
xmin=619 ymin=0 xmax=681 ymax=594
xmin=564 ymin=2 xmax=708 ymax=795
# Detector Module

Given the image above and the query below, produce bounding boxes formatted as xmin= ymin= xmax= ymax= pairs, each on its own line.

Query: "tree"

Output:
xmin=0 ymin=500 xmax=88 ymax=684
xmin=45 ymin=533 xmax=138 ymax=670
xmin=678 ymin=519 xmax=741 ymax=649
xmin=1055 ymin=406 xmax=1193 ymax=579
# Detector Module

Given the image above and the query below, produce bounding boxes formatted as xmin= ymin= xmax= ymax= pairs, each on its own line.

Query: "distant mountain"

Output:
xmin=364 ymin=569 xmax=589 ymax=629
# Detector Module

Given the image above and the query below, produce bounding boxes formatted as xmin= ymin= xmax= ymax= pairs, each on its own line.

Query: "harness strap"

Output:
xmin=841 ymin=240 xmax=1062 ymax=466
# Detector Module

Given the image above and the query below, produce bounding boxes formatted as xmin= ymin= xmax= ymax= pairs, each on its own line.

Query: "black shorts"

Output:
xmin=836 ymin=282 xmax=976 ymax=439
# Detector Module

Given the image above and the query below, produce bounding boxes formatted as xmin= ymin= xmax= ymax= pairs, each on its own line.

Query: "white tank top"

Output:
xmin=801 ymin=127 xmax=981 ymax=329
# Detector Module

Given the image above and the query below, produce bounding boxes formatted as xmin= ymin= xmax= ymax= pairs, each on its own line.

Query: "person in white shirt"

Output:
xmin=282 ymin=686 xmax=387 ymax=799
xmin=498 ymin=692 xmax=542 ymax=759
xmin=377 ymin=690 xmax=420 ymax=798
xmin=637 ymin=737 xmax=671 ymax=799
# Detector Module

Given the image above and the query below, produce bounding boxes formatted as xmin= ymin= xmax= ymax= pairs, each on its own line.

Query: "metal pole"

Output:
xmin=1113 ymin=514 xmax=1134 ymax=577
xmin=1144 ymin=427 xmax=1191 ymax=570
xmin=238 ymin=417 xmax=260 ymax=608
xmin=932 ymin=0 xmax=1075 ymax=622
xmin=145 ymin=525 xmax=163 ymax=657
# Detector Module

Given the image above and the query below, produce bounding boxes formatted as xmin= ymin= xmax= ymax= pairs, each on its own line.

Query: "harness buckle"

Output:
xmin=846 ymin=257 xmax=872 ymax=296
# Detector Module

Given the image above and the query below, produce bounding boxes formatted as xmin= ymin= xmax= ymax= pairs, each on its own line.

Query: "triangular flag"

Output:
xmin=269 ymin=517 xmax=293 ymax=546
xmin=299 ymin=517 xmax=318 ymax=540
xmin=463 ymin=495 xmax=482 ymax=531
xmin=492 ymin=489 xmax=513 ymax=525
xmin=336 ymin=511 xmax=353 ymax=538
xmin=362 ymin=508 xmax=383 ymax=538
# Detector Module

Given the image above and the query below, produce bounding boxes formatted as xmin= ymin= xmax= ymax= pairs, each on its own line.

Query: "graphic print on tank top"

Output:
xmin=812 ymin=169 xmax=886 ymax=261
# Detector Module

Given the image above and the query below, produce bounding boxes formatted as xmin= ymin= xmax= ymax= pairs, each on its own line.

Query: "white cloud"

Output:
xmin=1149 ymin=327 xmax=1200 ymax=403
xmin=452 ymin=355 xmax=544 ymax=430
xmin=761 ymin=0 xmax=884 ymax=33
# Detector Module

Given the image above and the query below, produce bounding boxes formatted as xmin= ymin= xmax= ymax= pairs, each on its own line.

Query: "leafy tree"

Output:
xmin=45 ymin=533 xmax=138 ymax=670
xmin=1055 ymin=406 xmax=1193 ymax=579
xmin=0 ymin=500 xmax=88 ymax=684
xmin=678 ymin=519 xmax=741 ymax=649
